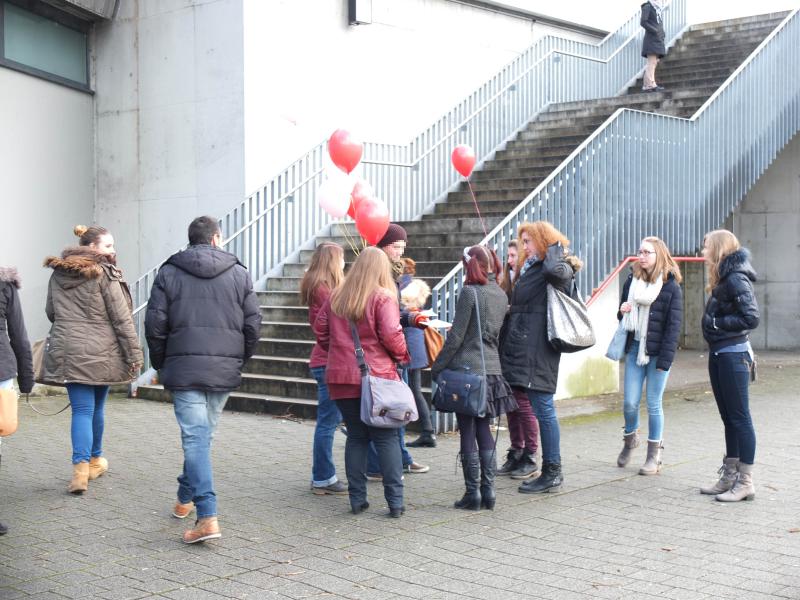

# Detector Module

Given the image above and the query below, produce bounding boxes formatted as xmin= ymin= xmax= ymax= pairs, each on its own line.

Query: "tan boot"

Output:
xmin=182 ymin=517 xmax=221 ymax=544
xmin=700 ymin=456 xmax=738 ymax=495
xmin=88 ymin=457 xmax=108 ymax=480
xmin=68 ymin=462 xmax=90 ymax=494
xmin=638 ymin=441 xmax=662 ymax=475
xmin=172 ymin=501 xmax=195 ymax=519
xmin=716 ymin=462 xmax=755 ymax=502
xmin=617 ymin=430 xmax=640 ymax=467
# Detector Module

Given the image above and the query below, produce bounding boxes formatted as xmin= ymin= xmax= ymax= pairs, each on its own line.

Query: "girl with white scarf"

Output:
xmin=641 ymin=0 xmax=668 ymax=91
xmin=616 ymin=237 xmax=683 ymax=475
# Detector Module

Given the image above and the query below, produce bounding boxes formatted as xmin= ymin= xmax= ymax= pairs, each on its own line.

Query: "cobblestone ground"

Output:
xmin=1 ymin=351 xmax=799 ymax=600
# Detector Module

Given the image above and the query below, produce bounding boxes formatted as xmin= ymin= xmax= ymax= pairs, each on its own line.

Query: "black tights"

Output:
xmin=456 ymin=413 xmax=495 ymax=454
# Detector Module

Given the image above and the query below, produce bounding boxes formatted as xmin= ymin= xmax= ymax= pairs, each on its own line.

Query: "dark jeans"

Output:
xmin=708 ymin=351 xmax=756 ymax=464
xmin=528 ymin=390 xmax=561 ymax=464
xmin=336 ymin=398 xmax=404 ymax=510
xmin=409 ymin=368 xmax=433 ymax=433
xmin=456 ymin=413 xmax=495 ymax=455
xmin=508 ymin=387 xmax=539 ymax=453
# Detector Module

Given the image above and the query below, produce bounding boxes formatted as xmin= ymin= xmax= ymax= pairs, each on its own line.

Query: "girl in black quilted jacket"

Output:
xmin=699 ymin=230 xmax=760 ymax=503
xmin=615 ymin=237 xmax=683 ymax=475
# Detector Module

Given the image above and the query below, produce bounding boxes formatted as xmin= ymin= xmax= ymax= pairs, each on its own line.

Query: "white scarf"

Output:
xmin=622 ymin=274 xmax=663 ymax=366
xmin=649 ymin=0 xmax=665 ymax=23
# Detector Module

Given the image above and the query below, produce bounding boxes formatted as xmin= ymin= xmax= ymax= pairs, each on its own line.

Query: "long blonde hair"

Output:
xmin=330 ymin=247 xmax=396 ymax=321
xmin=300 ymin=243 xmax=345 ymax=306
xmin=704 ymin=229 xmax=740 ymax=291
xmin=632 ymin=236 xmax=682 ymax=284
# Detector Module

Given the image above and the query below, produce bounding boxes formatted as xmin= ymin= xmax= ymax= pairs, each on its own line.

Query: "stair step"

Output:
xmin=260 ymin=305 xmax=309 ymax=322
xmin=331 ymin=217 xmax=492 ymax=236
xmin=316 ymin=232 xmax=489 ymax=249
xmin=256 ymin=291 xmax=301 ymax=307
xmin=256 ymin=337 xmax=315 ymax=358
xmin=690 ymin=13 xmax=786 ymax=32
xmin=247 ymin=354 xmax=311 ymax=378
xmin=260 ymin=321 xmax=314 ymax=340
xmin=266 ymin=274 xmax=445 ymax=292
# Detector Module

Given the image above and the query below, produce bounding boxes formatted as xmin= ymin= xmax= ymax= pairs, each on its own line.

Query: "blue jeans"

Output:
xmin=708 ymin=351 xmax=756 ymax=464
xmin=337 ymin=398 xmax=404 ymax=510
xmin=623 ymin=341 xmax=670 ymax=441
xmin=527 ymin=390 xmax=561 ymax=464
xmin=310 ymin=367 xmax=342 ymax=487
xmin=66 ymin=383 xmax=109 ymax=464
xmin=172 ymin=390 xmax=229 ymax=519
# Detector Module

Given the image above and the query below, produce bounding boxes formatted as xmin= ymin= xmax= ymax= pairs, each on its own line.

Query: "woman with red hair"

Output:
xmin=499 ymin=221 xmax=582 ymax=495
xmin=431 ymin=246 xmax=516 ymax=511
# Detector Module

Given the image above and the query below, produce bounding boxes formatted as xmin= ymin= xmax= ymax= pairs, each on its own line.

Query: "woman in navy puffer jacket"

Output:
xmin=615 ymin=237 xmax=683 ymax=476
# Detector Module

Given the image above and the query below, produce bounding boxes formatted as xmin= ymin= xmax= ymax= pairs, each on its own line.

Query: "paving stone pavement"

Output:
xmin=1 ymin=351 xmax=799 ymax=600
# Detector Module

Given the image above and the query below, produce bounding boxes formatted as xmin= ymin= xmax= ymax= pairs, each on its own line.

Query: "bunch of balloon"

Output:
xmin=317 ymin=128 xmax=390 ymax=247
xmin=451 ymin=144 xmax=487 ymax=237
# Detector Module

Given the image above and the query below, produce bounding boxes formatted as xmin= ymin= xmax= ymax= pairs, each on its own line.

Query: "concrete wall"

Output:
xmin=0 ymin=67 xmax=94 ymax=340
xmin=556 ymin=278 xmax=620 ymax=400
xmin=243 ymin=0 xmax=603 ymax=193
xmin=93 ymin=0 xmax=245 ymax=279
xmin=724 ymin=132 xmax=800 ymax=350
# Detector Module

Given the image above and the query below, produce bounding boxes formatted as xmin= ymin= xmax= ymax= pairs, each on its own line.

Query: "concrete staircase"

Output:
xmin=136 ymin=13 xmax=786 ymax=416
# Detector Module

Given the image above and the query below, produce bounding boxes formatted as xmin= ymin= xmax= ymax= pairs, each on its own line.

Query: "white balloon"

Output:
xmin=317 ymin=173 xmax=354 ymax=218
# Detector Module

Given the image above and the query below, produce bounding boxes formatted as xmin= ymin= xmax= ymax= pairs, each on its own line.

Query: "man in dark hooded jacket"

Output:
xmin=145 ymin=216 xmax=260 ymax=544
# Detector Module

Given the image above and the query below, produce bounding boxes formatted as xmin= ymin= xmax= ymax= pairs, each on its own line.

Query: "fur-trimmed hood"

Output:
xmin=400 ymin=278 xmax=431 ymax=310
xmin=718 ymin=248 xmax=757 ymax=283
xmin=0 ymin=267 xmax=21 ymax=289
xmin=44 ymin=247 xmax=122 ymax=288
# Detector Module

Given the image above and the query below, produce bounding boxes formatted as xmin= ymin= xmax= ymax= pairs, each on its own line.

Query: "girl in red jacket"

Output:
xmin=315 ymin=247 xmax=410 ymax=517
xmin=300 ymin=242 xmax=347 ymax=496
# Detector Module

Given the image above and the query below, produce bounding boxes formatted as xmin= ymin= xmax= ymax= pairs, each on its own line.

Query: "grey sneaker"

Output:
xmin=312 ymin=480 xmax=348 ymax=495
xmin=404 ymin=462 xmax=430 ymax=474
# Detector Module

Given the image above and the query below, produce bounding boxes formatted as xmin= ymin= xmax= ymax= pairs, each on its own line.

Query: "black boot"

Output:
xmin=497 ymin=447 xmax=522 ymax=476
xmin=509 ymin=449 xmax=538 ymax=480
xmin=453 ymin=452 xmax=481 ymax=510
xmin=479 ymin=450 xmax=497 ymax=510
xmin=0 ymin=521 xmax=7 ymax=535
xmin=518 ymin=462 xmax=563 ymax=494
xmin=406 ymin=431 xmax=437 ymax=448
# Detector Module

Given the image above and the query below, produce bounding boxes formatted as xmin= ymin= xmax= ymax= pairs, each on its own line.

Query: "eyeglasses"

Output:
xmin=637 ymin=250 xmax=656 ymax=257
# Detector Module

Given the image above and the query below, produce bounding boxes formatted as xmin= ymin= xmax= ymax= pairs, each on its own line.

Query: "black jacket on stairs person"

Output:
xmin=641 ymin=2 xmax=667 ymax=58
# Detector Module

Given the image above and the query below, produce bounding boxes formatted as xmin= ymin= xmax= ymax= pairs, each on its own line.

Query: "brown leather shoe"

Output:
xmin=88 ymin=457 xmax=108 ymax=480
xmin=172 ymin=501 xmax=195 ymax=519
xmin=182 ymin=517 xmax=221 ymax=544
xmin=68 ymin=462 xmax=90 ymax=494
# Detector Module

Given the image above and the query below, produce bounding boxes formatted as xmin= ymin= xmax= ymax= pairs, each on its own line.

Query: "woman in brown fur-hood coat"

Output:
xmin=43 ymin=225 xmax=143 ymax=494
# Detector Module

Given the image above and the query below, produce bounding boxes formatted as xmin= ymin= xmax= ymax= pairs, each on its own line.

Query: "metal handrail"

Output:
xmin=432 ymin=8 xmax=799 ymax=327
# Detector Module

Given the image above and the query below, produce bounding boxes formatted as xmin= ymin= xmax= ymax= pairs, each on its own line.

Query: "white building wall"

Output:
xmin=243 ymin=0 xmax=604 ymax=193
xmin=93 ymin=0 xmax=246 ymax=279
xmin=0 ymin=68 xmax=94 ymax=339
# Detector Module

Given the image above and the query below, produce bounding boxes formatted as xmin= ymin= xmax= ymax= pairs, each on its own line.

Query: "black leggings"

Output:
xmin=456 ymin=413 xmax=495 ymax=454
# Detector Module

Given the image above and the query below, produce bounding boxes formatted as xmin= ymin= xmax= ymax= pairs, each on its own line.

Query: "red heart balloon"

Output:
xmin=328 ymin=129 xmax=363 ymax=175
xmin=355 ymin=197 xmax=390 ymax=246
xmin=451 ymin=144 xmax=476 ymax=178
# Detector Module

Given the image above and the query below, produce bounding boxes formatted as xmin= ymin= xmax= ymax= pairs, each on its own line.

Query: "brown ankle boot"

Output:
xmin=182 ymin=517 xmax=221 ymax=544
xmin=617 ymin=430 xmax=640 ymax=467
xmin=88 ymin=457 xmax=108 ymax=480
xmin=638 ymin=441 xmax=662 ymax=475
xmin=700 ymin=456 xmax=738 ymax=495
xmin=715 ymin=463 xmax=755 ymax=502
xmin=68 ymin=462 xmax=90 ymax=494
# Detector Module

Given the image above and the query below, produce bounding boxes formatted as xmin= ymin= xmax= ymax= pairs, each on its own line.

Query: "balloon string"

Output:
xmin=339 ymin=220 xmax=360 ymax=256
xmin=467 ymin=180 xmax=488 ymax=238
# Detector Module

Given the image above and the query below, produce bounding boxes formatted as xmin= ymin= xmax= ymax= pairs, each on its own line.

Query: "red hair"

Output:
xmin=464 ymin=246 xmax=502 ymax=285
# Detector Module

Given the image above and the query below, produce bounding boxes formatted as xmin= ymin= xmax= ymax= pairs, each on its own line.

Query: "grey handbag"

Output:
xmin=605 ymin=322 xmax=629 ymax=361
xmin=546 ymin=282 xmax=596 ymax=353
xmin=349 ymin=322 xmax=418 ymax=429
